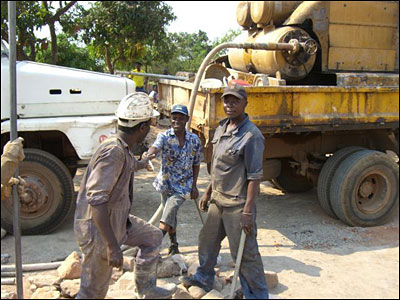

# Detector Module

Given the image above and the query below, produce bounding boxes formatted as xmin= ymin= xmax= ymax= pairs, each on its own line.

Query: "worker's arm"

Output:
xmin=241 ymin=134 xmax=265 ymax=235
xmin=241 ymin=179 xmax=260 ymax=235
xmin=191 ymin=164 xmax=200 ymax=199
xmin=85 ymin=145 xmax=125 ymax=268
xmin=91 ymin=203 xmax=123 ymax=269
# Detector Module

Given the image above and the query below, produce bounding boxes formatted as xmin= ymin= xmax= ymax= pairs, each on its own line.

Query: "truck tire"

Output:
xmin=271 ymin=159 xmax=314 ymax=193
xmin=330 ymin=150 xmax=399 ymax=227
xmin=1 ymin=149 xmax=75 ymax=235
xmin=317 ymin=146 xmax=365 ymax=218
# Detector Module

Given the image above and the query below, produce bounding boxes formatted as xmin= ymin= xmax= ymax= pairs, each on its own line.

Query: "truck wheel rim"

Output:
xmin=6 ymin=174 xmax=53 ymax=219
xmin=355 ymin=171 xmax=391 ymax=215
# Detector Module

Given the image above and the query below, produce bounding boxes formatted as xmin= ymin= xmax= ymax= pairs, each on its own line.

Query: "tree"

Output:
xmin=36 ymin=33 xmax=104 ymax=71
xmin=41 ymin=1 xmax=78 ymax=64
xmin=1 ymin=1 xmax=80 ymax=63
xmin=79 ymin=1 xmax=176 ymax=74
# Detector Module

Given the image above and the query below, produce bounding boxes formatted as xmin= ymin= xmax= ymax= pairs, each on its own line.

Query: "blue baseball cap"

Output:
xmin=171 ymin=104 xmax=189 ymax=116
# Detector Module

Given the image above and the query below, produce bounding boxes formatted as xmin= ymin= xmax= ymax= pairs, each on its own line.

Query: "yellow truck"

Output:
xmin=157 ymin=1 xmax=399 ymax=227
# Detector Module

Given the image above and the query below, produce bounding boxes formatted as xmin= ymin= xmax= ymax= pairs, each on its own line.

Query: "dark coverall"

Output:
xmin=192 ymin=115 xmax=269 ymax=299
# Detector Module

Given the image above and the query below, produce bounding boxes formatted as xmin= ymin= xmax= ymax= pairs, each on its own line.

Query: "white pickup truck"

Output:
xmin=1 ymin=40 xmax=135 ymax=235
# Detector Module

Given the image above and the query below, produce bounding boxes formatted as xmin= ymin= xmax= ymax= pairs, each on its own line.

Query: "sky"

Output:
xmin=166 ymin=1 xmax=240 ymax=41
xmin=35 ymin=1 xmax=241 ymax=42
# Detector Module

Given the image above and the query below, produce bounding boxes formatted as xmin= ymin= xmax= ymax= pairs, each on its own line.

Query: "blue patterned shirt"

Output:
xmin=152 ymin=129 xmax=203 ymax=199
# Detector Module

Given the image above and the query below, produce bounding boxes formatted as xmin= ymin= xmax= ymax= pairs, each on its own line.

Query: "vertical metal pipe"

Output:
xmin=8 ymin=1 xmax=24 ymax=298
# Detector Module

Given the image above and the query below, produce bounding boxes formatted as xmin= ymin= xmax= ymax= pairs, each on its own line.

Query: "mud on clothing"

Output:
xmin=74 ymin=136 xmax=162 ymax=299
xmin=193 ymin=115 xmax=269 ymax=299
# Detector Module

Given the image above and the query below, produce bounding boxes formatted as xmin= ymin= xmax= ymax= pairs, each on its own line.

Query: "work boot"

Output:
xmin=133 ymin=259 xmax=176 ymax=299
xmin=168 ymin=243 xmax=180 ymax=256
xmin=168 ymin=232 xmax=180 ymax=255
xmin=179 ymin=275 xmax=212 ymax=292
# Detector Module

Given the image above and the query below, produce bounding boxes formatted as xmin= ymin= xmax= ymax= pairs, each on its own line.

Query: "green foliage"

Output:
xmin=2 ymin=1 xmax=241 ymax=76
xmin=79 ymin=1 xmax=176 ymax=73
xmin=36 ymin=33 xmax=104 ymax=72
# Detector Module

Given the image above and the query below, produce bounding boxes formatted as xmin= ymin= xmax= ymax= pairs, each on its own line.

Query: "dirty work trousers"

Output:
xmin=75 ymin=215 xmax=163 ymax=299
xmin=194 ymin=201 xmax=269 ymax=299
xmin=160 ymin=193 xmax=185 ymax=229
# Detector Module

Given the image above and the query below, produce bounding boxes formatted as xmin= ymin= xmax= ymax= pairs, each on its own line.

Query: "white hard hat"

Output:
xmin=116 ymin=92 xmax=160 ymax=127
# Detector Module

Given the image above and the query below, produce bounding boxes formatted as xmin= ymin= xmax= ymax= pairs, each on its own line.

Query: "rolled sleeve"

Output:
xmin=244 ymin=135 xmax=265 ymax=180
xmin=152 ymin=132 xmax=166 ymax=150
xmin=86 ymin=146 xmax=125 ymax=206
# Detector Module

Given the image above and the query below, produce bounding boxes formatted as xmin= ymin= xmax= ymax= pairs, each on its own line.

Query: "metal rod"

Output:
xmin=116 ymin=70 xmax=188 ymax=81
xmin=8 ymin=1 xmax=23 ymax=298
xmin=1 ymin=261 xmax=62 ymax=273
xmin=185 ymin=42 xmax=296 ymax=131
xmin=229 ymin=230 xmax=247 ymax=299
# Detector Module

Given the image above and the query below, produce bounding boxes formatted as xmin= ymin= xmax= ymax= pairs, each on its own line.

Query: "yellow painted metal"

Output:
xmin=228 ymin=26 xmax=316 ymax=80
xmin=329 ymin=24 xmax=396 ymax=50
xmin=329 ymin=1 xmax=398 ymax=27
xmin=328 ymin=47 xmax=396 ymax=71
xmin=158 ymin=80 xmax=399 ymax=137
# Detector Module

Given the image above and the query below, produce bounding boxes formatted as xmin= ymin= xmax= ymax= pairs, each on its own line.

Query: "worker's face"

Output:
xmin=223 ymin=95 xmax=247 ymax=119
xmin=136 ymin=64 xmax=141 ymax=70
xmin=171 ymin=113 xmax=188 ymax=133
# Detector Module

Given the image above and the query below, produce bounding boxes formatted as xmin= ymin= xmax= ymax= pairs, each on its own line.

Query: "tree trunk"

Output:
xmin=49 ymin=22 xmax=58 ymax=64
xmin=105 ymin=47 xmax=114 ymax=74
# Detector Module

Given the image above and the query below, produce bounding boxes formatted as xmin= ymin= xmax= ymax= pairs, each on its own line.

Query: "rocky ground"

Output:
xmin=1 ymin=124 xmax=399 ymax=299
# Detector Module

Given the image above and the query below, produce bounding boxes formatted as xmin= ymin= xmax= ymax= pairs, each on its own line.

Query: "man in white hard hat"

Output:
xmin=74 ymin=92 xmax=176 ymax=299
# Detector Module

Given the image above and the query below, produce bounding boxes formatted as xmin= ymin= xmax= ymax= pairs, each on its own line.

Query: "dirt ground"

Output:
xmin=1 ymin=124 xmax=399 ymax=299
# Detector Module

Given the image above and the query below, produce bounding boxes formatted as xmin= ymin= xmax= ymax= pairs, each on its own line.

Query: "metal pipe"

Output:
xmin=185 ymin=42 xmax=297 ymax=131
xmin=8 ymin=2 xmax=23 ymax=298
xmin=229 ymin=230 xmax=247 ymax=299
xmin=116 ymin=71 xmax=188 ymax=81
xmin=1 ymin=261 xmax=62 ymax=273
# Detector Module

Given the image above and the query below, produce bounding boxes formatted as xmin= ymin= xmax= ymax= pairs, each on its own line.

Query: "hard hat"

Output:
xmin=116 ymin=92 xmax=159 ymax=127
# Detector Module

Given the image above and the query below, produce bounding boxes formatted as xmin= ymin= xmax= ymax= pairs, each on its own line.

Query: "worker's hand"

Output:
xmin=240 ymin=213 xmax=253 ymax=235
xmin=191 ymin=185 xmax=199 ymax=200
xmin=107 ymin=244 xmax=123 ymax=270
xmin=142 ymin=151 xmax=156 ymax=161
xmin=199 ymin=192 xmax=211 ymax=212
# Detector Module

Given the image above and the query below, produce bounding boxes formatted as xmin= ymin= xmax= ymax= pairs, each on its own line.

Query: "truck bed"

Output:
xmin=158 ymin=79 xmax=399 ymax=142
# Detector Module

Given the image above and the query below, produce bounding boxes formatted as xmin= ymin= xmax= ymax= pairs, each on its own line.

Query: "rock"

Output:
xmin=171 ymin=254 xmax=187 ymax=273
xmin=122 ymin=246 xmax=139 ymax=257
xmin=110 ymin=268 xmax=124 ymax=285
xmin=1 ymin=227 xmax=7 ymax=239
xmin=105 ymin=290 xmax=136 ymax=299
xmin=187 ymin=262 xmax=199 ymax=277
xmin=60 ymin=279 xmax=80 ymax=298
xmin=30 ymin=286 xmax=61 ymax=299
xmin=27 ymin=274 xmax=59 ymax=288
xmin=188 ymin=286 xmax=206 ymax=299
xmin=157 ymin=257 xmax=181 ymax=278
xmin=123 ymin=255 xmax=135 ymax=271
xmin=57 ymin=251 xmax=81 ymax=280
xmin=183 ymin=255 xmax=198 ymax=267
xmin=0 ymin=291 xmax=16 ymax=299
xmin=172 ymin=284 xmax=191 ymax=299
xmin=110 ymin=271 xmax=135 ymax=291
xmin=201 ymin=289 xmax=224 ymax=299
xmin=265 ymin=271 xmax=279 ymax=290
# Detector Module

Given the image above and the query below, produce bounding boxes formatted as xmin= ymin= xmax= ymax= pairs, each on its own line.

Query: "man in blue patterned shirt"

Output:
xmin=143 ymin=104 xmax=203 ymax=255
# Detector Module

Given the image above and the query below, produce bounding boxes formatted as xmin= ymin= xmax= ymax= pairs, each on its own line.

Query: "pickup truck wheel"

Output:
xmin=317 ymin=146 xmax=365 ymax=219
xmin=1 ymin=149 xmax=75 ymax=235
xmin=330 ymin=150 xmax=399 ymax=227
xmin=271 ymin=159 xmax=314 ymax=193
